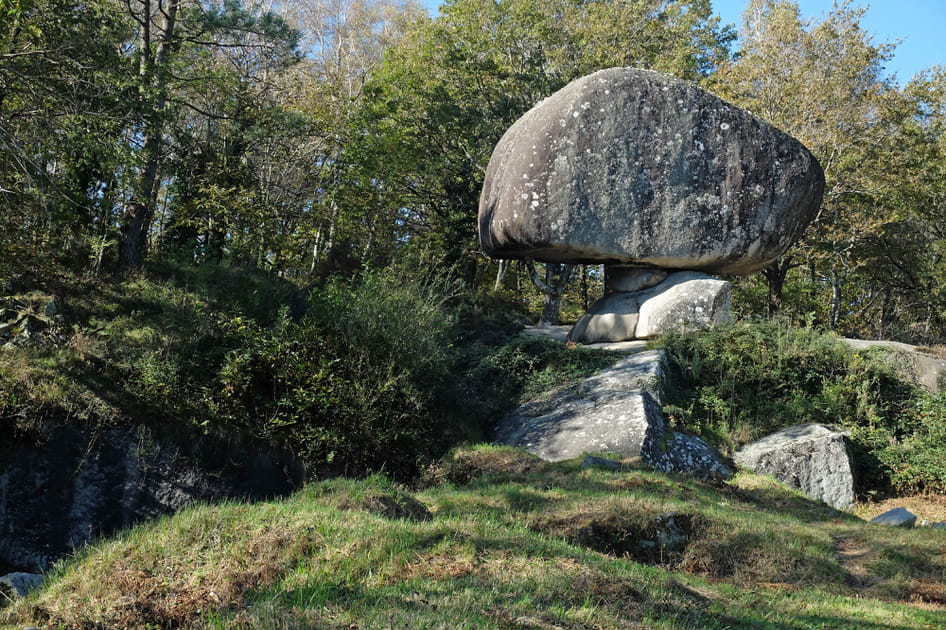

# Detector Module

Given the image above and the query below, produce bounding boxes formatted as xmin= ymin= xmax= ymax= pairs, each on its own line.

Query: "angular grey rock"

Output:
xmin=0 ymin=425 xmax=301 ymax=572
xmin=494 ymin=350 xmax=731 ymax=479
xmin=568 ymin=271 xmax=731 ymax=344
xmin=931 ymin=522 xmax=946 ymax=530
xmin=479 ymin=67 xmax=824 ymax=274
xmin=734 ymin=424 xmax=855 ymax=510
xmin=635 ymin=271 xmax=731 ymax=338
xmin=870 ymin=507 xmax=917 ymax=528
xmin=0 ymin=572 xmax=43 ymax=599
xmin=495 ymin=351 xmax=665 ymax=462
xmin=648 ymin=430 xmax=733 ymax=481
xmin=568 ymin=291 xmax=642 ymax=344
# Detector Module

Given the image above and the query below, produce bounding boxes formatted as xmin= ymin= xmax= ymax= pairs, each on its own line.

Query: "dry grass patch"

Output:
xmin=420 ymin=444 xmax=551 ymax=486
xmin=3 ymin=502 xmax=324 ymax=630
xmin=855 ymin=494 xmax=946 ymax=523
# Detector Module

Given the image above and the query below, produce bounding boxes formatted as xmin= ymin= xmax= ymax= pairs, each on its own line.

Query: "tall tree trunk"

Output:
xmin=493 ymin=259 xmax=509 ymax=292
xmin=119 ymin=131 xmax=162 ymax=269
xmin=762 ymin=256 xmax=793 ymax=318
xmin=525 ymin=259 xmax=575 ymax=325
xmin=119 ymin=0 xmax=180 ymax=270
xmin=830 ymin=271 xmax=844 ymax=331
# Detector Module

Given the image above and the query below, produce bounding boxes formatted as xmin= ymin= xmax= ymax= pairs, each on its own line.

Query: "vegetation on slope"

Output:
xmin=0 ymin=263 xmax=614 ymax=479
xmin=660 ymin=319 xmax=946 ymax=495
xmin=4 ymin=446 xmax=945 ymax=629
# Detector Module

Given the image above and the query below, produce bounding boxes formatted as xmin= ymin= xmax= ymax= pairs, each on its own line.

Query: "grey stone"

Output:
xmin=931 ymin=522 xmax=946 ymax=530
xmin=843 ymin=338 xmax=946 ymax=393
xmin=44 ymin=298 xmax=60 ymax=318
xmin=605 ymin=266 xmax=668 ymax=293
xmin=654 ymin=512 xmax=691 ymax=551
xmin=495 ymin=351 xmax=665 ymax=462
xmin=0 ymin=425 xmax=302 ymax=572
xmin=495 ymin=351 xmax=731 ymax=479
xmin=634 ymin=271 xmax=731 ymax=338
xmin=568 ymin=271 xmax=731 ymax=344
xmin=870 ymin=507 xmax=917 ymax=528
xmin=734 ymin=424 xmax=855 ymax=510
xmin=0 ymin=572 xmax=43 ymax=599
xmin=568 ymin=291 xmax=642 ymax=344
xmin=479 ymin=67 xmax=824 ymax=274
xmin=648 ymin=430 xmax=734 ymax=481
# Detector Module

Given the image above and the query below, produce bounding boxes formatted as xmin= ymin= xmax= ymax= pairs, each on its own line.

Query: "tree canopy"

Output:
xmin=1 ymin=0 xmax=945 ymax=342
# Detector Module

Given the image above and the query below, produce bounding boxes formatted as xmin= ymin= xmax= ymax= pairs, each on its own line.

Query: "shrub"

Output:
xmin=659 ymin=319 xmax=926 ymax=495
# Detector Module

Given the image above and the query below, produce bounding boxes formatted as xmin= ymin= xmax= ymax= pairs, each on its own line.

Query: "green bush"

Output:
xmin=874 ymin=391 xmax=946 ymax=493
xmin=659 ymin=319 xmax=927 ymax=495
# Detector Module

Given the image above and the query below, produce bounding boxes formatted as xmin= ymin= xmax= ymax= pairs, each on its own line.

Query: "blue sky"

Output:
xmin=712 ymin=0 xmax=946 ymax=83
xmin=421 ymin=1 xmax=945 ymax=84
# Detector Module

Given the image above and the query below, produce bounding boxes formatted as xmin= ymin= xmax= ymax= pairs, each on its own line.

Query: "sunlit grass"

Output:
xmin=4 ymin=446 xmax=945 ymax=629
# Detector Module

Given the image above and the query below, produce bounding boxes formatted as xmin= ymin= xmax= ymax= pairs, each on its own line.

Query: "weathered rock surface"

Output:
xmin=0 ymin=572 xmax=43 ymax=600
xmin=734 ymin=424 xmax=854 ymax=510
xmin=843 ymin=339 xmax=946 ymax=393
xmin=494 ymin=351 xmax=731 ymax=479
xmin=870 ymin=507 xmax=917 ymax=528
xmin=605 ymin=266 xmax=668 ymax=293
xmin=479 ymin=67 xmax=824 ymax=274
xmin=0 ymin=424 xmax=301 ymax=572
xmin=568 ymin=271 xmax=731 ymax=344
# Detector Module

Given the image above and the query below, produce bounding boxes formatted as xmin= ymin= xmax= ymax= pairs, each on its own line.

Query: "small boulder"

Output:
xmin=0 ymin=572 xmax=43 ymax=600
xmin=734 ymin=424 xmax=854 ymax=510
xmin=870 ymin=507 xmax=917 ymax=528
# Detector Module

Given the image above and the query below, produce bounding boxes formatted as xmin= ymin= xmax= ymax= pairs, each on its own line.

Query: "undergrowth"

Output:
xmin=0 ymin=262 xmax=618 ymax=479
xmin=659 ymin=319 xmax=946 ymax=495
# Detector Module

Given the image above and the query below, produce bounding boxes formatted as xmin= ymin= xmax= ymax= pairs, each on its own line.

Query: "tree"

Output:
xmin=117 ymin=0 xmax=299 ymax=269
xmin=0 ymin=0 xmax=133 ymax=272
xmin=356 ymin=0 xmax=733 ymax=319
xmin=711 ymin=0 xmax=897 ymax=328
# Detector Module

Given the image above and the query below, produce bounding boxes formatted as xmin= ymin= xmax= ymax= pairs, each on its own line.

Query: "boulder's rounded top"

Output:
xmin=478 ymin=67 xmax=824 ymax=274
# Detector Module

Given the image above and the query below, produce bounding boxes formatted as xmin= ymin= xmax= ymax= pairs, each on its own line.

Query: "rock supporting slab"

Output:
xmin=734 ymin=424 xmax=854 ymax=510
xmin=479 ymin=67 xmax=824 ymax=274
xmin=568 ymin=271 xmax=731 ymax=344
xmin=494 ymin=351 xmax=731 ymax=479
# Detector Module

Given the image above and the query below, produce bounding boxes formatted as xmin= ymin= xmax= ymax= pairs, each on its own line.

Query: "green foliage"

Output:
xmin=873 ymin=391 xmax=946 ymax=493
xmin=659 ymin=320 xmax=934 ymax=493
xmin=443 ymin=308 xmax=617 ymax=438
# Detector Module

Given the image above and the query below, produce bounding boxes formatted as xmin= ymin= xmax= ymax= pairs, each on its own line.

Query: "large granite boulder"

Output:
xmin=734 ymin=424 xmax=854 ymax=510
xmin=479 ymin=67 xmax=824 ymax=274
xmin=494 ymin=350 xmax=731 ymax=480
xmin=568 ymin=271 xmax=731 ymax=343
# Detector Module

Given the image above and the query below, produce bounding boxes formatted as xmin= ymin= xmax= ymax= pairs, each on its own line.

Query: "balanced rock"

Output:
xmin=734 ymin=424 xmax=854 ymax=510
xmin=479 ymin=67 xmax=824 ymax=274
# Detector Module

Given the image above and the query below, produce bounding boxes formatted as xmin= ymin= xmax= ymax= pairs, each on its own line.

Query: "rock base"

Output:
xmin=568 ymin=270 xmax=731 ymax=344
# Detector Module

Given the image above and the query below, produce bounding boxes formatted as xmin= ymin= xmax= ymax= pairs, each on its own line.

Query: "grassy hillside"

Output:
xmin=4 ymin=446 xmax=945 ymax=629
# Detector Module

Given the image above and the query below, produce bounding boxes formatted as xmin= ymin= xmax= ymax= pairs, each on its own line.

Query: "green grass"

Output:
xmin=5 ymin=446 xmax=945 ymax=629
